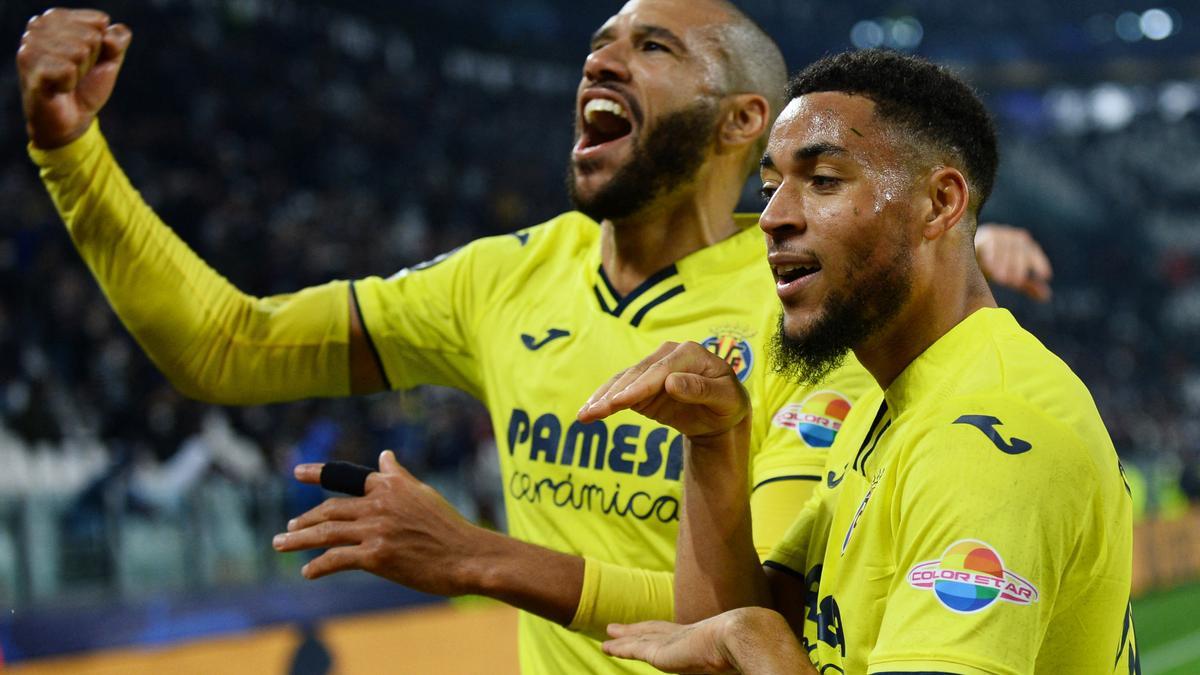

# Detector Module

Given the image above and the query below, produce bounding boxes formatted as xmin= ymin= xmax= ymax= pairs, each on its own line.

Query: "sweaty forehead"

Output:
xmin=766 ymin=92 xmax=884 ymax=164
xmin=607 ymin=0 xmax=731 ymax=39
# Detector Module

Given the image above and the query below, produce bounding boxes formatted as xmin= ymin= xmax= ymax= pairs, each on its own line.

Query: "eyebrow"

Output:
xmin=795 ymin=142 xmax=848 ymax=161
xmin=590 ymin=23 xmax=687 ymax=53
xmin=760 ymin=142 xmax=849 ymax=172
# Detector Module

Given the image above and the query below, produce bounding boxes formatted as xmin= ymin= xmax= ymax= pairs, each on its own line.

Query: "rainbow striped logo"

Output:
xmin=771 ymin=391 xmax=852 ymax=448
xmin=907 ymin=540 xmax=1039 ymax=613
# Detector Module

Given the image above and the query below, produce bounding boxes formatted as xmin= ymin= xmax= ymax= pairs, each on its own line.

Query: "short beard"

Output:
xmin=567 ymin=99 xmax=719 ymax=221
xmin=770 ymin=242 xmax=914 ymax=387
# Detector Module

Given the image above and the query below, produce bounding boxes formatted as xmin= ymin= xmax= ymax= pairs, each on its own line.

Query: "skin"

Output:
xmin=603 ymin=608 xmax=809 ymax=675
xmin=18 ymin=3 xmax=1051 ymax=639
xmin=18 ymin=0 xmax=772 ymax=625
xmin=581 ymin=92 xmax=995 ymax=673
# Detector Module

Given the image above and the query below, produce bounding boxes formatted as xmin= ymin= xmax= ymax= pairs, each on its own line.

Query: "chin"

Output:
xmin=780 ymin=304 xmax=823 ymax=341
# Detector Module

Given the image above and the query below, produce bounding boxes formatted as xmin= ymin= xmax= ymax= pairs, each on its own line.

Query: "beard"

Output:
xmin=770 ymin=236 xmax=914 ymax=387
xmin=567 ymin=99 xmax=720 ymax=221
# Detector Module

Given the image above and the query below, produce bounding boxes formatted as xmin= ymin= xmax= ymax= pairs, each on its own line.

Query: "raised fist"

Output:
xmin=17 ymin=8 xmax=132 ymax=149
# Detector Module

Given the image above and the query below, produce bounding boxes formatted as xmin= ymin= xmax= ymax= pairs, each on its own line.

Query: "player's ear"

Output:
xmin=921 ymin=166 xmax=969 ymax=241
xmin=718 ymin=93 xmax=769 ymax=150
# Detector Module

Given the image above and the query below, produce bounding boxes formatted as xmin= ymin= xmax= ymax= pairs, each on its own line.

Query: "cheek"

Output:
xmin=866 ymin=167 xmax=911 ymax=215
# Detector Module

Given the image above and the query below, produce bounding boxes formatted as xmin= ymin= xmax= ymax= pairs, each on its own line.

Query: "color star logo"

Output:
xmin=907 ymin=539 xmax=1039 ymax=613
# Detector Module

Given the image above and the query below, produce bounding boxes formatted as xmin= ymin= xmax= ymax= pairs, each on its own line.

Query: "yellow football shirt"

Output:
xmin=354 ymin=212 xmax=873 ymax=673
xmin=766 ymin=308 xmax=1137 ymax=674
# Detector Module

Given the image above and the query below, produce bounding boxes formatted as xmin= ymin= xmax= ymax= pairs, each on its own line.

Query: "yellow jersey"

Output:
xmin=766 ymin=308 xmax=1137 ymax=674
xmin=354 ymin=212 xmax=873 ymax=673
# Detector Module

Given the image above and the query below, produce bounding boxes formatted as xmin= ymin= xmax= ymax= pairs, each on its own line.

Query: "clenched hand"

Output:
xmin=17 ymin=8 xmax=131 ymax=148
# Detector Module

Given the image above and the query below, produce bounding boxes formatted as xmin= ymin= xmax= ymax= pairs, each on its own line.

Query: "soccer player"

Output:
xmin=587 ymin=51 xmax=1137 ymax=674
xmin=18 ymin=4 xmax=1051 ymax=673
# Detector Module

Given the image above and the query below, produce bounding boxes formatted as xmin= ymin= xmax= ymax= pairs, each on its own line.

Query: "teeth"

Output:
xmin=584 ymin=98 xmax=628 ymax=124
xmin=776 ymin=265 xmax=818 ymax=276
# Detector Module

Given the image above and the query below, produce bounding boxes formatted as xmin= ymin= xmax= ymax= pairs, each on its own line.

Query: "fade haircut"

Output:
xmin=787 ymin=49 xmax=999 ymax=218
xmin=703 ymin=0 xmax=788 ymax=176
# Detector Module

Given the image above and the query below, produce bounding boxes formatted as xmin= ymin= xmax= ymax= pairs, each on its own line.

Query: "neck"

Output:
xmin=598 ymin=162 xmax=744 ymax=296
xmin=854 ymin=262 xmax=996 ymax=390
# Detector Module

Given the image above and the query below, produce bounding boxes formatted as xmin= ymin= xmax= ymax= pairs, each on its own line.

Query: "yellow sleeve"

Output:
xmin=29 ymin=121 xmax=349 ymax=404
xmin=868 ymin=397 xmax=1117 ymax=674
xmin=352 ymin=230 xmax=532 ymax=400
xmin=749 ymin=357 xmax=875 ymax=557
xmin=568 ymin=558 xmax=674 ymax=640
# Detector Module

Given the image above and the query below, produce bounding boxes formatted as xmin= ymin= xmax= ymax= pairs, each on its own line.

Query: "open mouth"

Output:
xmin=774 ymin=263 xmax=822 ymax=284
xmin=577 ymin=97 xmax=634 ymax=151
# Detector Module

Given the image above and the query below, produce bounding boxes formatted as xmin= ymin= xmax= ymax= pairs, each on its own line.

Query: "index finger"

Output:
xmin=294 ymin=462 xmax=324 ymax=484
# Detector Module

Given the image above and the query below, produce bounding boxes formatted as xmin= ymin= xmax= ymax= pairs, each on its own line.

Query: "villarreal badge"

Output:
xmin=701 ymin=327 xmax=755 ymax=382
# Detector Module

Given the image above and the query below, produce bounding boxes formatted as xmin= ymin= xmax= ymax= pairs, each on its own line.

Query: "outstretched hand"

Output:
xmin=975 ymin=223 xmax=1054 ymax=302
xmin=603 ymin=608 xmax=815 ymax=675
xmin=274 ymin=450 xmax=481 ymax=597
xmin=578 ymin=341 xmax=750 ymax=442
xmin=17 ymin=8 xmax=132 ymax=149
xmin=604 ymin=618 xmax=737 ymax=674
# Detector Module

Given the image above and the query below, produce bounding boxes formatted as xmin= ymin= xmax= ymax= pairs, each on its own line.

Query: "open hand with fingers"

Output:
xmin=273 ymin=450 xmax=484 ymax=597
xmin=603 ymin=608 xmax=814 ymax=675
xmin=577 ymin=341 xmax=751 ymax=445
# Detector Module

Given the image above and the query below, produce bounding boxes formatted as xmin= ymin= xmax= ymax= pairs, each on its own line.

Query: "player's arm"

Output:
xmin=276 ymin=448 xmax=690 ymax=633
xmin=19 ymin=9 xmax=386 ymax=404
xmin=273 ymin=450 xmax=584 ymax=623
xmin=580 ymin=342 xmax=772 ymax=623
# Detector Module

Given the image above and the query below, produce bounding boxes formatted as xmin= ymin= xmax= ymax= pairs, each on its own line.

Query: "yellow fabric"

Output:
xmin=571 ymin=558 xmax=674 ymax=641
xmin=29 ymin=122 xmax=350 ymax=404
xmin=767 ymin=308 xmax=1137 ymax=675
xmin=354 ymin=213 xmax=873 ymax=674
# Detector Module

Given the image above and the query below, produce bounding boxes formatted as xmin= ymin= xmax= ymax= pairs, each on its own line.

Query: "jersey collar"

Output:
xmin=586 ymin=213 xmax=763 ymax=327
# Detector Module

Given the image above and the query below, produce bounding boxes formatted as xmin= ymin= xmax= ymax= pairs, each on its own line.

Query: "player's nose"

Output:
xmin=583 ymin=41 xmax=632 ymax=84
xmin=758 ymin=185 xmax=806 ymax=240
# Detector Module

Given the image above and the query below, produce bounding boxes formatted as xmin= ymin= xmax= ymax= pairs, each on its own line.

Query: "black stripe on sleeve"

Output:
xmin=349 ymin=281 xmax=393 ymax=391
xmin=762 ymin=560 xmax=805 ymax=581
xmin=753 ymin=474 xmax=821 ymax=491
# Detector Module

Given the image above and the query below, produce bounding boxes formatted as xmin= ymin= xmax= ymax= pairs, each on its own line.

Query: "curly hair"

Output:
xmin=787 ymin=49 xmax=999 ymax=216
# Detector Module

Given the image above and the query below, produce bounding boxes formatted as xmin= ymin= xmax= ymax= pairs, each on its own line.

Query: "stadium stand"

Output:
xmin=1 ymin=0 xmax=1198 ymax=670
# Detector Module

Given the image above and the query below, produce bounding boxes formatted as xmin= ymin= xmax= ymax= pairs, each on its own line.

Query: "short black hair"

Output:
xmin=787 ymin=49 xmax=998 ymax=215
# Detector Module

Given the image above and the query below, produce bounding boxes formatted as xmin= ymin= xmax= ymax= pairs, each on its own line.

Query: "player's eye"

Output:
xmin=642 ymin=40 xmax=671 ymax=53
xmin=812 ymin=175 xmax=841 ymax=190
xmin=758 ymin=185 xmax=777 ymax=203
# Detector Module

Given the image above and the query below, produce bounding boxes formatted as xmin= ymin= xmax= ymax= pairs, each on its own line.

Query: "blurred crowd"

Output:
xmin=0 ymin=0 xmax=1198 ymax=604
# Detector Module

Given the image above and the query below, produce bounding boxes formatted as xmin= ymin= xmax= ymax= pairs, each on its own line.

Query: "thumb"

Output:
xmin=378 ymin=449 xmax=403 ymax=474
xmin=664 ymin=372 xmax=712 ymax=404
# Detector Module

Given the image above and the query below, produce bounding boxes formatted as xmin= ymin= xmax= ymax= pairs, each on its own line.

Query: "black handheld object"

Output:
xmin=320 ymin=461 xmax=374 ymax=496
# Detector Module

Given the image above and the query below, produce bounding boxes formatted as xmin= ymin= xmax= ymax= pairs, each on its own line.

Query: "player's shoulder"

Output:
xmin=900 ymin=386 xmax=1113 ymax=500
xmin=951 ymin=311 xmax=1111 ymax=457
xmin=457 ymin=210 xmax=596 ymax=257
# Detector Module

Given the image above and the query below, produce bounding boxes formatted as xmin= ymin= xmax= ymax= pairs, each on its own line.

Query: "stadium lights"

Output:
xmin=849 ymin=16 xmax=923 ymax=51
xmin=1140 ymin=9 xmax=1174 ymax=40
xmin=1115 ymin=8 xmax=1180 ymax=42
